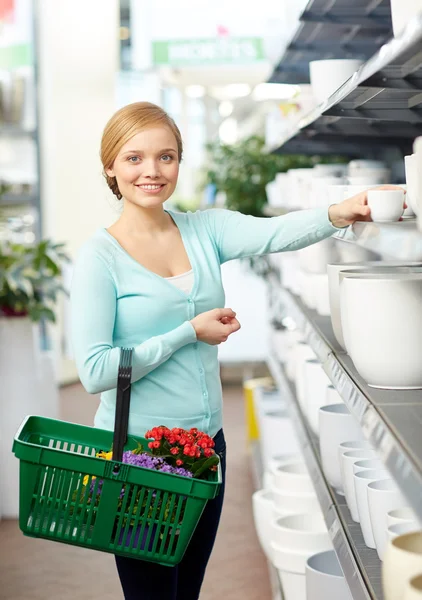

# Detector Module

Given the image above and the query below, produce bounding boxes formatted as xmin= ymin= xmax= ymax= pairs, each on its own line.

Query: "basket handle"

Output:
xmin=112 ymin=347 xmax=133 ymax=462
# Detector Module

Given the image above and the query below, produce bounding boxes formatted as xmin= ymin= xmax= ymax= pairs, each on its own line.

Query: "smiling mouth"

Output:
xmin=136 ymin=184 xmax=165 ymax=191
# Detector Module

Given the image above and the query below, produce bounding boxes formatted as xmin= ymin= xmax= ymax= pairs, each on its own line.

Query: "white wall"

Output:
xmin=37 ymin=0 xmax=120 ymax=383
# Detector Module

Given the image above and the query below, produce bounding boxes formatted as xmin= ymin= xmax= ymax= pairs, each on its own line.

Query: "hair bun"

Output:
xmin=105 ymin=174 xmax=122 ymax=200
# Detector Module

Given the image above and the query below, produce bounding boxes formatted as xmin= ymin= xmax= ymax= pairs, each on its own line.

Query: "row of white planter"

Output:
xmin=0 ymin=317 xmax=59 ymax=519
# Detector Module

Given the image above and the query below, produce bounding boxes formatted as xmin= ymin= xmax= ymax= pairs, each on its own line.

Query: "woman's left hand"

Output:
xmin=328 ymin=185 xmax=406 ymax=228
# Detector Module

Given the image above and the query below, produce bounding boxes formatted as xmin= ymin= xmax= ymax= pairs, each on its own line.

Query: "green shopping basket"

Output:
xmin=12 ymin=348 xmax=222 ymax=566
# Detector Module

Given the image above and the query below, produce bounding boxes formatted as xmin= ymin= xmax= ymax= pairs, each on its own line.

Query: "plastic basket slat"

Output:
xmin=13 ymin=415 xmax=221 ymax=565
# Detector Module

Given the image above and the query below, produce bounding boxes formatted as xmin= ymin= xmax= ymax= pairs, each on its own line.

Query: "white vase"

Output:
xmin=340 ymin=272 xmax=422 ymax=388
xmin=306 ymin=550 xmax=353 ymax=600
xmin=0 ymin=317 xmax=59 ymax=518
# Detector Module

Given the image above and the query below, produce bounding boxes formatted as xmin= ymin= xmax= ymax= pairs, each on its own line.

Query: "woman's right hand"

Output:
xmin=190 ymin=308 xmax=241 ymax=345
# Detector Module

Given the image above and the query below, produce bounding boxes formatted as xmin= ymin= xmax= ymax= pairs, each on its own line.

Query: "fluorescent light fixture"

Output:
xmin=219 ymin=100 xmax=234 ymax=117
xmin=252 ymin=83 xmax=299 ymax=101
xmin=185 ymin=84 xmax=206 ymax=98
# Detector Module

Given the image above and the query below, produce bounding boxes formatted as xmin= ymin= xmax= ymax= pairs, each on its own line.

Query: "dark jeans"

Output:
xmin=115 ymin=429 xmax=227 ymax=600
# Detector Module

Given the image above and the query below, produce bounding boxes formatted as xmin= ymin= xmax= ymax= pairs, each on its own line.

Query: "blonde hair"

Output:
xmin=100 ymin=102 xmax=183 ymax=200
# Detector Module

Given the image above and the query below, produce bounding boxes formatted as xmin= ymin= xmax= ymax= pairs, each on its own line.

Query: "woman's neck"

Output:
xmin=116 ymin=201 xmax=171 ymax=236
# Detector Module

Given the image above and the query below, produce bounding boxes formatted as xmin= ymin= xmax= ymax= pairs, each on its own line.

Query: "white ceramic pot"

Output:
xmin=273 ymin=461 xmax=314 ymax=495
xmin=319 ymin=403 xmax=364 ymax=495
xmin=309 ymin=59 xmax=363 ymax=104
xmin=299 ymin=272 xmax=318 ymax=309
xmin=368 ymin=479 xmax=407 ymax=560
xmin=271 ymin=540 xmax=312 ymax=573
xmin=303 ymin=360 xmax=331 ymax=434
xmin=327 ymin=262 xmax=421 ymax=350
xmin=404 ymin=574 xmax=422 ymax=600
xmin=306 ymin=550 xmax=353 ymax=600
xmin=390 ymin=0 xmax=422 ymax=36
xmin=341 ymin=449 xmax=377 ymax=521
xmin=252 ymin=489 xmax=274 ymax=558
xmin=294 ymin=344 xmax=317 ymax=411
xmin=388 ymin=508 xmax=419 ymax=527
xmin=272 ymin=487 xmax=321 ymax=517
xmin=271 ymin=513 xmax=331 ymax=553
xmin=348 ymin=160 xmax=386 ymax=175
xmin=367 ymin=189 xmax=405 ymax=222
xmin=387 ymin=522 xmax=421 ymax=542
xmin=259 ymin=408 xmax=301 ymax=471
xmin=404 ymin=154 xmax=420 ymax=216
xmin=383 ymin=532 xmax=422 ymax=600
xmin=340 ymin=272 xmax=422 ymax=388
xmin=353 ymin=458 xmax=384 ymax=474
xmin=354 ymin=469 xmax=390 ymax=548
xmin=299 ymin=239 xmax=339 ymax=274
xmin=278 ymin=570 xmax=306 ymax=600
xmin=335 ymin=241 xmax=379 ymax=263
xmin=338 ymin=440 xmax=373 ymax=456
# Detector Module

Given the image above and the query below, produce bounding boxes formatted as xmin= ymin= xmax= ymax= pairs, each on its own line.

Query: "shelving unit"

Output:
xmin=334 ymin=220 xmax=422 ymax=260
xmin=268 ymin=8 xmax=422 ymax=155
xmin=273 ymin=287 xmax=422 ymax=524
xmin=266 ymin=352 xmax=380 ymax=600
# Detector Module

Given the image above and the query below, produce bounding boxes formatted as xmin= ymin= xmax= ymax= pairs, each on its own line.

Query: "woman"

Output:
xmin=71 ymin=101 xmax=381 ymax=600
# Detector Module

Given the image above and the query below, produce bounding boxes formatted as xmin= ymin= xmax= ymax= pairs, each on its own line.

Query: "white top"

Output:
xmin=165 ymin=269 xmax=194 ymax=295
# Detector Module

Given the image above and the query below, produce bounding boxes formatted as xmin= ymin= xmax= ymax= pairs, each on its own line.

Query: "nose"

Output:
xmin=144 ymin=159 xmax=160 ymax=179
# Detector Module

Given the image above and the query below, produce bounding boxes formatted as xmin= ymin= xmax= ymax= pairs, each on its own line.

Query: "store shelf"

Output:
xmin=268 ymin=12 xmax=422 ymax=155
xmin=266 ymin=352 xmax=379 ymax=600
xmin=270 ymin=0 xmax=392 ymax=85
xmin=275 ymin=287 xmax=422 ymax=523
xmin=334 ymin=220 xmax=422 ymax=260
xmin=0 ymin=194 xmax=37 ymax=207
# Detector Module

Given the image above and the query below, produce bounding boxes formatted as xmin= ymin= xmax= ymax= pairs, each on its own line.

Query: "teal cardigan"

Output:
xmin=70 ymin=207 xmax=338 ymax=437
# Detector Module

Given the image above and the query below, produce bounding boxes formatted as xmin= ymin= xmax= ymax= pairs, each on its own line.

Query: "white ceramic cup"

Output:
xmin=354 ymin=469 xmax=390 ymax=548
xmin=319 ymin=403 xmax=364 ymax=495
xmin=368 ymin=479 xmax=407 ymax=560
xmin=387 ymin=522 xmax=421 ymax=542
xmin=271 ymin=513 xmax=331 ymax=553
xmin=341 ymin=449 xmax=376 ymax=520
xmin=252 ymin=489 xmax=275 ymax=558
xmin=306 ymin=550 xmax=353 ymax=600
xmin=272 ymin=487 xmax=321 ymax=517
xmin=353 ymin=458 xmax=384 ymax=475
xmin=309 ymin=59 xmax=363 ymax=104
xmin=383 ymin=532 xmax=422 ymax=600
xmin=388 ymin=507 xmax=419 ymax=527
xmin=367 ymin=189 xmax=405 ymax=222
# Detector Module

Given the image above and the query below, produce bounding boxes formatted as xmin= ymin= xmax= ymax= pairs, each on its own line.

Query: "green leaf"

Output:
xmin=192 ymin=455 xmax=219 ymax=478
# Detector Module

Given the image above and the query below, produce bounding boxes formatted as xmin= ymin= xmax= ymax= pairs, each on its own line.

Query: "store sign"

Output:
xmin=152 ymin=37 xmax=265 ymax=66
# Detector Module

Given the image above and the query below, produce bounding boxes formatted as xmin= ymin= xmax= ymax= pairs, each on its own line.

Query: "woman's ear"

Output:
xmin=105 ymin=167 xmax=115 ymax=177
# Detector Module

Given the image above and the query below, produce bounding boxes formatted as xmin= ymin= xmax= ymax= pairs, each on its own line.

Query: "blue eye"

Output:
xmin=161 ymin=154 xmax=173 ymax=162
xmin=128 ymin=156 xmax=140 ymax=163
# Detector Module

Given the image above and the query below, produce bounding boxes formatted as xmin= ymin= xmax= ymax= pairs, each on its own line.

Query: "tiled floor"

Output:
xmin=0 ymin=383 xmax=271 ymax=600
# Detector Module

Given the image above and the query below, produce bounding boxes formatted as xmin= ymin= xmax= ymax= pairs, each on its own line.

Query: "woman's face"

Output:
xmin=107 ymin=127 xmax=179 ymax=208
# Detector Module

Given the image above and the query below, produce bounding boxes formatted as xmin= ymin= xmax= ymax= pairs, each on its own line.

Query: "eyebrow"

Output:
xmin=122 ymin=148 xmax=177 ymax=155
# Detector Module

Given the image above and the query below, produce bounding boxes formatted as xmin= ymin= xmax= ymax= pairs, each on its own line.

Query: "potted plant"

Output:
xmin=0 ymin=233 xmax=69 ymax=518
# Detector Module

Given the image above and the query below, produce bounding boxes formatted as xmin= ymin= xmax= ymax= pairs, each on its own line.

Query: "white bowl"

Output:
xmin=309 ymin=59 xmax=363 ymax=104
xmin=273 ymin=461 xmax=314 ymax=495
xmin=306 ymin=550 xmax=353 ymax=600
xmin=319 ymin=403 xmax=364 ymax=494
xmin=354 ymin=469 xmax=390 ymax=548
xmin=252 ymin=489 xmax=274 ymax=558
xmin=368 ymin=479 xmax=407 ymax=560
xmin=271 ymin=513 xmax=331 ymax=553
xmin=340 ymin=272 xmax=422 ymax=388
xmin=272 ymin=487 xmax=321 ymax=517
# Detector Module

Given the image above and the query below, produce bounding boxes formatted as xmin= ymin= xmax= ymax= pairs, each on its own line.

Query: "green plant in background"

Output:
xmin=204 ymin=135 xmax=346 ymax=218
xmin=0 ymin=239 xmax=70 ymax=322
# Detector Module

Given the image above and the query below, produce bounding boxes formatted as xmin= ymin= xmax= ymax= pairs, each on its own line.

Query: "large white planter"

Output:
xmin=383 ymin=532 xmax=422 ymax=600
xmin=306 ymin=550 xmax=353 ymax=600
xmin=390 ymin=0 xmax=422 ymax=36
xmin=0 ymin=317 xmax=59 ymax=518
xmin=340 ymin=272 xmax=422 ymax=388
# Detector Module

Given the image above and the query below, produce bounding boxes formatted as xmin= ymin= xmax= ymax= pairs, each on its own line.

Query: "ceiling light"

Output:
xmin=219 ymin=101 xmax=234 ymax=117
xmin=252 ymin=83 xmax=299 ymax=101
xmin=185 ymin=84 xmax=205 ymax=98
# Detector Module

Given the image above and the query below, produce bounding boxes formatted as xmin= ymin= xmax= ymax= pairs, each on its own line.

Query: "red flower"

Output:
xmin=145 ymin=430 xmax=153 ymax=439
xmin=148 ymin=441 xmax=154 ymax=449
xmin=204 ymin=448 xmax=214 ymax=458
xmin=152 ymin=440 xmax=160 ymax=449
xmin=170 ymin=447 xmax=180 ymax=455
xmin=189 ymin=447 xmax=196 ymax=457
xmin=176 ymin=459 xmax=183 ymax=466
xmin=183 ymin=445 xmax=192 ymax=455
xmin=179 ymin=436 xmax=188 ymax=446
xmin=172 ymin=428 xmax=181 ymax=435
xmin=189 ymin=428 xmax=199 ymax=436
